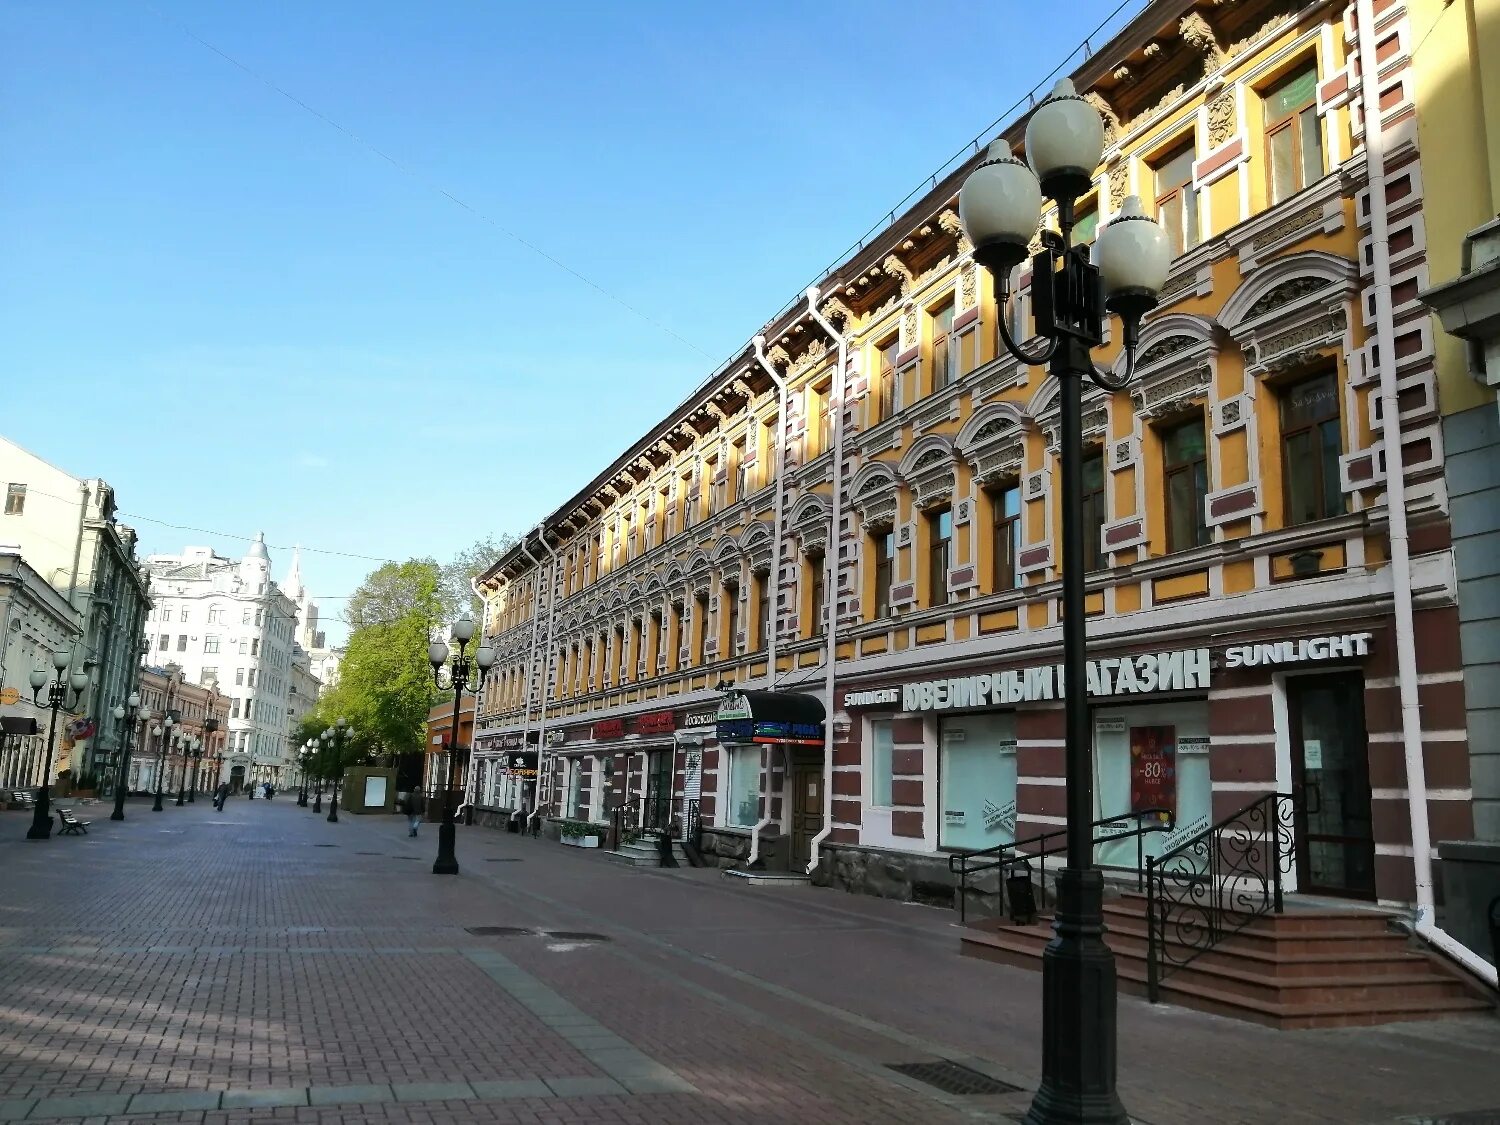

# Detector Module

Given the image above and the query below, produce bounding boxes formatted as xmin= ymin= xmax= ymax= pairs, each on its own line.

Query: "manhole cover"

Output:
xmin=465 ymin=926 xmax=535 ymax=937
xmin=886 ymin=1061 xmax=1021 ymax=1096
xmin=541 ymin=931 xmax=610 ymax=943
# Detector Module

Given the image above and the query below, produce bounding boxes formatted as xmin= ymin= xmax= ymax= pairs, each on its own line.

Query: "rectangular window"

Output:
xmin=727 ymin=746 xmax=761 ymax=827
xmin=254 ymin=609 xmax=263 ymax=626
xmin=876 ymin=338 xmax=898 ymax=422
xmin=1081 ymin=451 xmax=1107 ymax=572
xmin=231 ymin=698 xmax=241 ymax=719
xmin=940 ymin=713 xmax=1018 ymax=850
xmin=204 ymin=635 xmax=220 ymax=654
xmin=755 ymin=575 xmax=770 ymax=651
xmin=703 ymin=457 xmax=719 ymax=515
xmin=732 ymin=439 xmax=748 ymax=502
xmin=724 ymin=584 xmax=740 ymax=655
xmin=250 ymin=638 xmax=259 ymax=656
xmin=242 ymin=609 xmax=251 ymax=625
xmin=238 ymin=638 xmax=247 ymax=654
xmin=176 ymin=607 xmax=187 ymax=622
xmin=176 ymin=635 xmax=188 ymax=652
xmin=158 ymin=634 xmax=169 ymax=651
xmin=656 ymin=612 xmax=668 ymax=670
xmin=808 ymin=381 xmax=832 ymax=459
xmin=235 ymin=668 xmax=244 ymax=686
xmin=694 ymin=594 xmax=709 ymax=665
xmin=1163 ymin=415 xmax=1210 ymax=552
xmin=1281 ymin=371 xmax=1344 ymax=525
xmin=658 ymin=486 xmax=671 ymax=544
xmin=991 ymin=485 xmax=1021 ymax=592
xmin=870 ymin=719 xmax=894 ymax=806
xmin=248 ymin=668 xmax=257 ymax=688
xmin=207 ymin=606 xmax=223 ymax=624
xmin=1153 ymin=142 xmax=1200 ymax=258
xmin=807 ymin=554 xmax=825 ymax=637
xmin=927 ymin=507 xmax=953 ymax=607
xmin=679 ymin=474 xmax=694 ymax=528
xmin=1264 ymin=64 xmax=1322 ymax=204
xmin=201 ymin=667 xmax=217 ymax=684
xmin=930 ymin=300 xmax=956 ymax=392
xmin=4 ymin=484 xmax=24 ymax=515
xmin=873 ymin=531 xmax=895 ymax=618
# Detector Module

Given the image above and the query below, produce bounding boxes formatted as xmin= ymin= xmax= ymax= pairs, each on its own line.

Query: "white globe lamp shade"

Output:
xmin=429 ymin=641 xmax=450 ymax=667
xmin=959 ymin=140 xmax=1043 ymax=274
xmin=336 ymin=717 xmax=347 ymax=729
xmin=113 ymin=704 xmax=126 ymax=721
xmin=1094 ymin=196 xmax=1170 ymax=316
xmin=69 ymin=669 xmax=89 ymax=693
xmin=1025 ymin=79 xmax=1105 ymax=200
xmin=476 ymin=645 xmax=496 ymax=669
xmin=52 ymin=649 xmax=71 ymax=671
xmin=140 ymin=706 xmax=152 ymax=723
xmin=127 ymin=691 xmax=141 ymax=708
xmin=28 ymin=668 xmax=48 ymax=691
xmin=451 ymin=615 xmax=476 ymax=643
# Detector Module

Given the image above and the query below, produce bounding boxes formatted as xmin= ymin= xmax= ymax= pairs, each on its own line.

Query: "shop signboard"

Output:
xmin=681 ymin=710 xmax=718 ymax=728
xmin=714 ymin=690 xmax=826 ymax=747
xmin=902 ymin=647 xmax=1209 ymax=712
xmin=635 ymin=710 xmax=675 ymax=735
xmin=545 ymin=730 xmax=567 ymax=747
xmin=498 ymin=733 xmax=525 ymax=751
xmin=1222 ymin=632 xmax=1372 ymax=668
xmin=842 ymin=687 xmax=901 ymax=709
xmin=504 ymin=751 xmax=539 ymax=779
xmin=593 ymin=718 xmax=625 ymax=740
xmin=1130 ymin=725 xmax=1177 ymax=817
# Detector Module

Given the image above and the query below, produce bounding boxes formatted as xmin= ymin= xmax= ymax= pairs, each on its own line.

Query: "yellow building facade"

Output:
xmin=472 ymin=0 xmax=1469 ymax=911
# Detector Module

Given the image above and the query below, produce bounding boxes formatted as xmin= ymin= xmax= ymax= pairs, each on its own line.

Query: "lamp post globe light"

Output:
xmin=298 ymin=742 xmax=313 ymax=807
xmin=428 ymin=613 xmax=494 ymax=876
xmin=958 ymin=80 xmax=1168 ymax=1125
xmin=109 ymin=693 xmax=146 ymax=822
xmin=151 ymin=714 xmax=176 ymax=813
xmin=175 ymin=733 xmax=199 ymax=807
xmin=324 ymin=718 xmax=351 ymax=823
xmin=24 ymin=650 xmax=90 ymax=840
xmin=185 ymin=738 xmax=203 ymax=803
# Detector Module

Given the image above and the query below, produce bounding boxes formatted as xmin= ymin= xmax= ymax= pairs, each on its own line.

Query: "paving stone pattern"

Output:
xmin=0 ymin=798 xmax=1495 ymax=1124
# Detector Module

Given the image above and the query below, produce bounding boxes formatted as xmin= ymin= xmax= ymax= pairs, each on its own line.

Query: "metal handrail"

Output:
xmin=1144 ymin=792 xmax=1296 ymax=1002
xmin=950 ymin=808 xmax=1175 ymax=925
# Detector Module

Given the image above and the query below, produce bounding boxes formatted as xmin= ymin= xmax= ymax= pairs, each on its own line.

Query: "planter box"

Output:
xmin=561 ymin=834 xmax=600 ymax=848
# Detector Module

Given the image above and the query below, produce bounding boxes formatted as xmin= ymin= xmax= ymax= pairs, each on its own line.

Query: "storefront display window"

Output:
xmin=1092 ymin=699 xmax=1210 ymax=870
xmin=939 ymin=713 xmax=1017 ymax=851
xmin=870 ymin=719 xmax=893 ymax=806
xmin=727 ymin=745 xmax=761 ymax=827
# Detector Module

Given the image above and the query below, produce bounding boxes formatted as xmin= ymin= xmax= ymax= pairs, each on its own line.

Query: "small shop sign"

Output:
xmin=715 ymin=690 xmax=826 ymax=747
xmin=635 ymin=710 xmax=675 ymax=735
xmin=843 ymin=687 xmax=900 ymax=708
xmin=681 ymin=710 xmax=718 ymax=728
xmin=593 ymin=718 xmax=625 ymax=740
xmin=1222 ymin=632 xmax=1372 ymax=668
xmin=503 ymin=751 xmax=539 ymax=779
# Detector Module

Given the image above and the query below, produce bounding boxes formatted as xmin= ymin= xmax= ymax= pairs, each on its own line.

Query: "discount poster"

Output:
xmin=1129 ymin=725 xmax=1177 ymax=818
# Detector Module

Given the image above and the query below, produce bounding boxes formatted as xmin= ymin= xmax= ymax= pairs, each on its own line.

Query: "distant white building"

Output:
xmin=283 ymin=545 xmax=342 ymax=694
xmin=143 ymin=534 xmax=298 ymax=788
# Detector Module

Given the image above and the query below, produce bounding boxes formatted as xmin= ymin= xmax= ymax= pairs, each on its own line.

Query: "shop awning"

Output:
xmin=715 ymin=690 xmax=825 ymax=747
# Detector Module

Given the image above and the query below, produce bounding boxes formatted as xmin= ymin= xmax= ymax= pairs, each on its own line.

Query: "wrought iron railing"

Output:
xmin=1144 ymin=792 xmax=1296 ymax=1002
xmin=948 ymin=808 xmax=1175 ymax=925
xmin=642 ymin=793 xmax=672 ymax=833
xmin=684 ymin=798 xmax=702 ymax=848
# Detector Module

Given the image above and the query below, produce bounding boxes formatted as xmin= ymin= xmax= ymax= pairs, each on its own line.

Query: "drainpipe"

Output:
xmin=747 ymin=336 xmax=792 ymax=868
xmin=529 ymin=531 xmax=562 ymax=825
xmin=804 ymin=286 xmax=848 ymax=875
xmin=459 ymin=574 xmax=486 ymax=813
xmin=1355 ymin=0 xmax=1496 ymax=987
xmin=516 ymin=534 xmax=546 ymax=814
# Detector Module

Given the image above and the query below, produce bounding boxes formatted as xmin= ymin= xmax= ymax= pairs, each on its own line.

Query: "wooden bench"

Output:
xmin=57 ymin=807 xmax=89 ymax=835
xmin=9 ymin=790 xmax=36 ymax=810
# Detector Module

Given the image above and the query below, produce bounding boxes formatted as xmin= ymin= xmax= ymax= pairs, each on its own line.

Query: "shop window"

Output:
xmin=1280 ymin=371 xmax=1344 ymax=526
xmin=870 ymin=718 xmax=894 ymax=806
xmin=1153 ymin=142 xmax=1200 ymax=258
xmin=927 ymin=506 xmax=953 ymax=608
xmin=871 ymin=530 xmax=895 ymax=619
xmin=874 ymin=337 xmax=898 ymax=423
xmin=930 ymin=300 xmax=957 ymax=393
xmin=1264 ymin=63 xmax=1322 ymax=204
xmin=1162 ymin=414 xmax=1210 ymax=552
xmin=723 ymin=583 xmax=740 ymax=656
xmin=726 ymin=745 xmax=761 ymax=826
xmin=1091 ymin=700 xmax=1211 ymax=871
xmin=990 ymin=485 xmax=1021 ymax=592
xmin=755 ymin=575 xmax=771 ymax=652
xmin=940 ymin=714 xmax=1017 ymax=850
xmin=806 ymin=553 xmax=825 ymax=638
xmin=4 ymin=484 xmax=25 ymax=515
xmin=1081 ymin=451 xmax=1106 ymax=571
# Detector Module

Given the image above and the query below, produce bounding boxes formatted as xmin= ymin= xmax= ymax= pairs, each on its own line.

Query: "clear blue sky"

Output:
xmin=1 ymin=0 xmax=1141 ymax=641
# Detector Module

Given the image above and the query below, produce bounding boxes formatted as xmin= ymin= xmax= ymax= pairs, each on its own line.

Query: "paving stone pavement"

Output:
xmin=0 ymin=798 xmax=1495 ymax=1124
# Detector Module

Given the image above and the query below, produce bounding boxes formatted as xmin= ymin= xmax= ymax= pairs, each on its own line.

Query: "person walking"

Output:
xmin=214 ymin=781 xmax=229 ymax=812
xmin=402 ymin=789 xmax=421 ymax=837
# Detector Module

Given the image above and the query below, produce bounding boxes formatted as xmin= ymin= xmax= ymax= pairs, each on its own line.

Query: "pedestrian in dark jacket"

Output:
xmin=402 ymin=790 xmax=421 ymax=837
xmin=214 ymin=782 xmax=230 ymax=811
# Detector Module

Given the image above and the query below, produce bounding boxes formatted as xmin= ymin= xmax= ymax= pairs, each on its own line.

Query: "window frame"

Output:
xmin=929 ymin=299 xmax=957 ymax=393
xmin=927 ymin=506 xmax=953 ymax=608
xmin=989 ymin=484 xmax=1022 ymax=593
xmin=3 ymin=484 xmax=24 ymax=516
xmin=875 ymin=337 xmax=898 ymax=423
xmin=1262 ymin=62 xmax=1323 ymax=205
xmin=1161 ymin=413 xmax=1211 ymax=553
xmin=1080 ymin=449 xmax=1107 ymax=572
xmin=1152 ymin=141 xmax=1200 ymax=258
xmin=872 ymin=530 xmax=895 ymax=618
xmin=1279 ymin=369 xmax=1345 ymax=526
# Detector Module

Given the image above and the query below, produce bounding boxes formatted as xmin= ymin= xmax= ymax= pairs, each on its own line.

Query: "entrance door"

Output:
xmin=790 ymin=763 xmax=824 ymax=871
xmin=229 ymin=765 xmax=245 ymax=793
xmin=1288 ymin=672 xmax=1376 ymax=899
xmin=644 ymin=750 xmax=673 ymax=831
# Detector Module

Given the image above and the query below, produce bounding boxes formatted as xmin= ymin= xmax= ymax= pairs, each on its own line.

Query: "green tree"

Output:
xmin=346 ymin=558 xmax=445 ymax=632
xmin=440 ymin=534 xmax=516 ymax=620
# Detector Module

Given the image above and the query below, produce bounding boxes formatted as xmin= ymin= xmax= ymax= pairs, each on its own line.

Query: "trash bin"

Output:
xmin=1006 ymin=859 xmax=1038 ymax=925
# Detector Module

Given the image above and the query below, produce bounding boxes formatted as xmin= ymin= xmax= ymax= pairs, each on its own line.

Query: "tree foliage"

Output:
xmin=439 ymin=534 xmax=515 ymax=621
xmin=347 ymin=558 xmax=444 ymax=632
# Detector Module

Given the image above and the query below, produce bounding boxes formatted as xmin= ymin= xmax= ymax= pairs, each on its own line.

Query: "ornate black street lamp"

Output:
xmin=323 ymin=719 xmax=351 ymax=823
xmin=109 ymin=693 xmax=147 ymax=822
xmin=175 ymin=735 xmax=199 ymax=806
xmin=25 ymin=650 xmax=90 ymax=840
xmin=427 ymin=613 xmax=494 ymax=876
xmin=185 ymin=738 xmax=203 ymax=803
xmin=957 ymin=81 xmax=1168 ymax=1125
xmin=298 ymin=742 xmax=313 ymax=807
xmin=150 ymin=715 xmax=177 ymax=812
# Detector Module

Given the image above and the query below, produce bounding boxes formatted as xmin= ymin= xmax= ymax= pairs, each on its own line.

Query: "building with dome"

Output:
xmin=142 ymin=533 xmax=300 ymax=790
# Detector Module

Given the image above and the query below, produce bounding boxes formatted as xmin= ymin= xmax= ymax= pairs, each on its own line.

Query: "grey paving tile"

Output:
xmin=469 ymin=1079 xmax=554 ymax=1100
xmin=617 ymin=1074 xmax=698 ymax=1095
xmin=543 ymin=1076 xmax=628 ymax=1098
xmin=0 ymin=1099 xmax=35 ymax=1121
xmin=562 ymin=1032 xmax=631 ymax=1049
xmin=126 ymin=1091 xmax=222 ymax=1113
xmin=221 ymin=1089 xmax=311 ymax=1109
xmin=27 ymin=1094 xmax=132 ymax=1118
xmin=391 ymin=1081 xmax=475 ymax=1103
xmin=581 ymin=1048 xmax=673 ymax=1078
xmin=306 ymin=1083 xmax=394 ymax=1106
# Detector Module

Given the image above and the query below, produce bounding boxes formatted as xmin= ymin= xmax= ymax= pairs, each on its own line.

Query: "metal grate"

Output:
xmin=465 ymin=926 xmax=535 ymax=937
xmin=886 ymin=1061 xmax=1022 ymax=1096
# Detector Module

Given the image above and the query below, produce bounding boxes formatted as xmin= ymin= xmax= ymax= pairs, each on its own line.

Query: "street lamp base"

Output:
xmin=152 ymin=794 xmax=164 ymax=812
xmin=433 ymin=822 xmax=459 ymax=875
xmin=1022 ymin=867 xmax=1129 ymax=1125
xmin=313 ymin=797 xmax=322 ymax=812
xmin=26 ymin=809 xmax=52 ymax=840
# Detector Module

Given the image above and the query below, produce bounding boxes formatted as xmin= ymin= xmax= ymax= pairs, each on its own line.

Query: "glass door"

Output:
xmin=791 ymin=761 xmax=824 ymax=870
xmin=1288 ymin=673 xmax=1375 ymax=899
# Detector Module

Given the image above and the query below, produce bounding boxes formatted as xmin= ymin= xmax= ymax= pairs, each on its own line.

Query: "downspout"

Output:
xmin=529 ymin=531 xmax=561 ymax=824
xmin=67 ymin=481 xmax=89 ymax=615
xmin=516 ymin=534 xmax=546 ymax=813
xmin=1355 ymin=0 xmax=1496 ymax=987
xmin=804 ymin=286 xmax=848 ymax=874
xmin=747 ymin=336 xmax=791 ymax=868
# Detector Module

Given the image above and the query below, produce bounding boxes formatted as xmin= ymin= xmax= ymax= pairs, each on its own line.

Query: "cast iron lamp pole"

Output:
xmin=109 ymin=694 xmax=147 ymax=821
xmin=175 ymin=734 xmax=198 ymax=806
xmin=151 ymin=716 xmax=176 ymax=812
xmin=25 ymin=651 xmax=90 ymax=840
xmin=325 ymin=718 xmax=351 ymax=823
xmin=427 ymin=614 xmax=495 ymax=876
xmin=957 ymin=80 xmax=1169 ymax=1125
xmin=298 ymin=743 xmax=312 ymax=806
xmin=186 ymin=739 xmax=203 ymax=802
